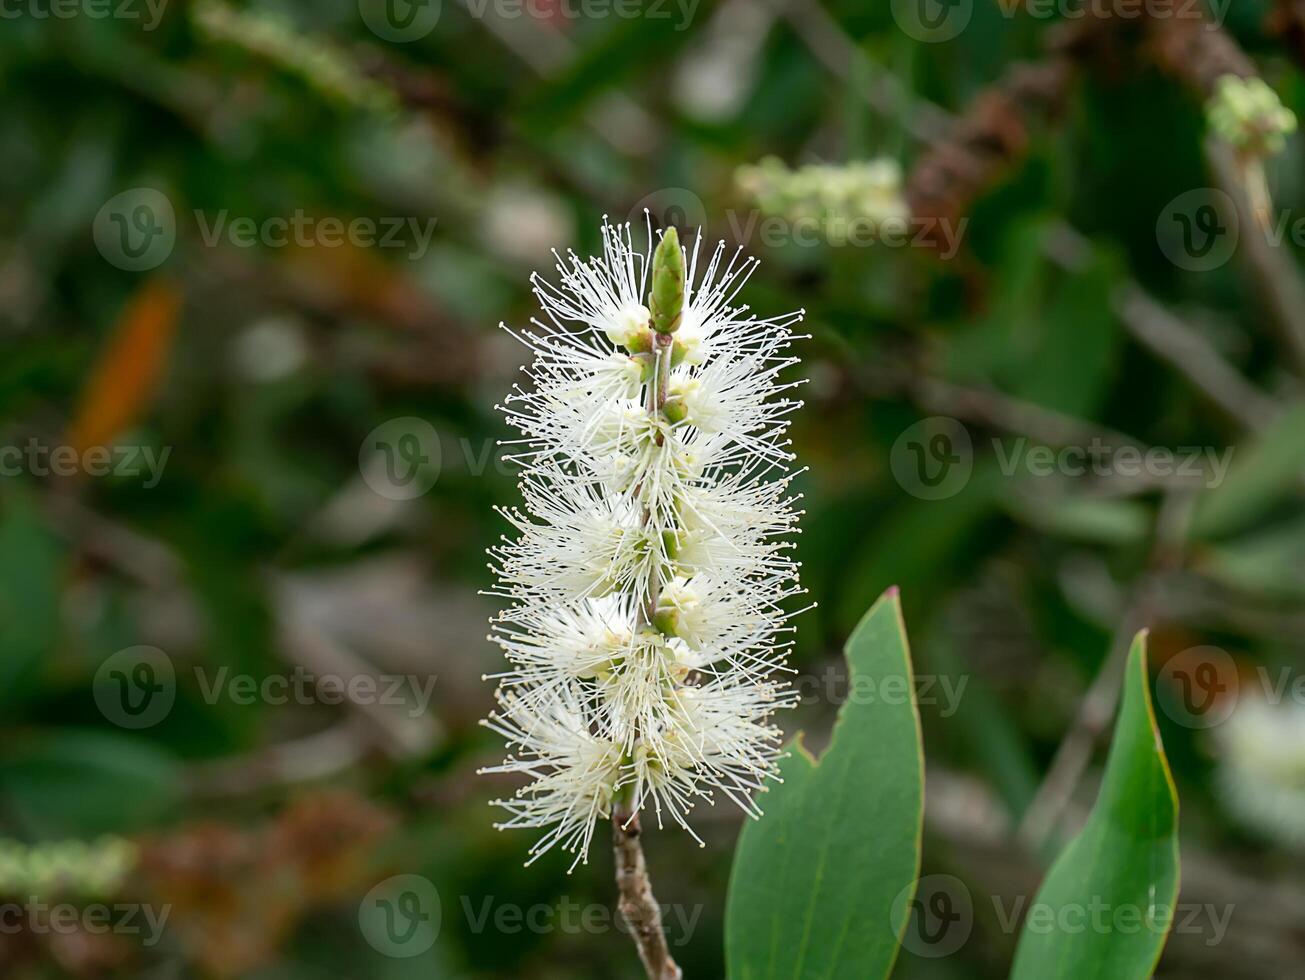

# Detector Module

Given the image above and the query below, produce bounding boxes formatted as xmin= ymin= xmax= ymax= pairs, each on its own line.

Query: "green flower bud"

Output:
xmin=632 ymin=352 xmax=657 ymax=384
xmin=649 ymin=227 xmax=685 ymax=335
xmin=625 ymin=329 xmax=655 ymax=355
xmin=1207 ymin=74 xmax=1297 ymax=157
xmin=662 ymin=397 xmax=688 ymax=425
xmin=654 ymin=607 xmax=680 ymax=637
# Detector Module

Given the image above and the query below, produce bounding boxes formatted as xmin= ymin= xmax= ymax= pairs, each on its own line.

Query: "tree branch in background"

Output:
xmin=1206 ymin=138 xmax=1305 ymax=375
xmin=904 ymin=57 xmax=1074 ymax=253
xmin=1017 ymin=488 xmax=1197 ymax=851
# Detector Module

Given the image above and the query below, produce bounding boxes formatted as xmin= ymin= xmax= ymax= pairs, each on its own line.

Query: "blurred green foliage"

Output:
xmin=2 ymin=0 xmax=1305 ymax=976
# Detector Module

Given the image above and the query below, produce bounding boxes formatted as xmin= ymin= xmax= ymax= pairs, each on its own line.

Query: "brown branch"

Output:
xmin=1142 ymin=0 xmax=1255 ymax=97
xmin=1268 ymin=0 xmax=1305 ymax=68
xmin=904 ymin=58 xmax=1075 ymax=253
xmin=1205 ymin=138 xmax=1305 ymax=375
xmin=612 ymin=805 xmax=682 ymax=980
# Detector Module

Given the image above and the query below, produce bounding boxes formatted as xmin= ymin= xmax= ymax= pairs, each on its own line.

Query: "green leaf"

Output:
xmin=1009 ymin=632 xmax=1180 ymax=980
xmin=725 ymin=588 xmax=923 ymax=980
xmin=0 ymin=730 xmax=182 ymax=837
xmin=0 ymin=492 xmax=64 ymax=712
xmin=1000 ymin=492 xmax=1151 ymax=547
xmin=1200 ymin=515 xmax=1305 ymax=599
xmin=1190 ymin=403 xmax=1305 ymax=540
xmin=1009 ymin=247 xmax=1121 ymax=419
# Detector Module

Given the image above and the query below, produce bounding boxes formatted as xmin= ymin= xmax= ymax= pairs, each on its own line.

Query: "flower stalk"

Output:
xmin=611 ymin=231 xmax=685 ymax=980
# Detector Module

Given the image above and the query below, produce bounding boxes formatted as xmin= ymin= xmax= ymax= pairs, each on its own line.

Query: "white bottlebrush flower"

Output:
xmin=482 ymin=218 xmax=807 ymax=869
xmin=1214 ymin=694 xmax=1305 ymax=846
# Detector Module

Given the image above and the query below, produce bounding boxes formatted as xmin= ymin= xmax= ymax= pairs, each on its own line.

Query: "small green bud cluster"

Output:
xmin=1207 ymin=75 xmax=1297 ymax=157
xmin=650 ymin=228 xmax=685 ymax=335
xmin=607 ymin=229 xmax=698 ymax=426
xmin=735 ymin=156 xmax=909 ymax=244
xmin=0 ymin=837 xmax=138 ymax=899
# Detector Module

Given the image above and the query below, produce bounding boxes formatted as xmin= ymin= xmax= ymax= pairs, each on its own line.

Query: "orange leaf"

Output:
xmin=67 ymin=277 xmax=182 ymax=455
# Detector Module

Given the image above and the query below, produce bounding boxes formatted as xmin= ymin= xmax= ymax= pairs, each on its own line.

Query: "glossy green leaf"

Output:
xmin=726 ymin=588 xmax=923 ymax=980
xmin=1009 ymin=632 xmax=1180 ymax=980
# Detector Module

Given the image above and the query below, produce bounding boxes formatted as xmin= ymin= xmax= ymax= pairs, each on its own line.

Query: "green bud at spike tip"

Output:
xmin=649 ymin=227 xmax=685 ymax=335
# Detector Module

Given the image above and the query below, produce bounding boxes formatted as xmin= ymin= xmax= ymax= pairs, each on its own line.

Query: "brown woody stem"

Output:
xmin=612 ymin=803 xmax=682 ymax=980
